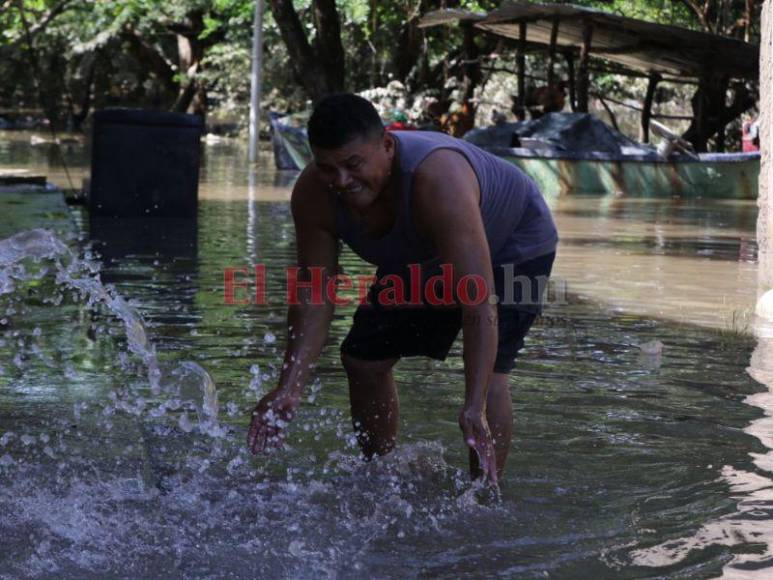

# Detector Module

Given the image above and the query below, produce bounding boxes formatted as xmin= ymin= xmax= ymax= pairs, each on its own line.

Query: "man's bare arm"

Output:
xmin=248 ymin=168 xmax=338 ymax=454
xmin=277 ymin=169 xmax=338 ymax=396
xmin=413 ymin=149 xmax=499 ymax=482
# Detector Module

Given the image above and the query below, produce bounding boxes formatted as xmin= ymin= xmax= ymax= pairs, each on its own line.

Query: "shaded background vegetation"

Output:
xmin=0 ymin=0 xmax=764 ymax=150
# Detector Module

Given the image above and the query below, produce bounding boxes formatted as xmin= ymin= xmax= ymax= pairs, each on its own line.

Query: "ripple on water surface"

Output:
xmin=0 ymin=144 xmax=770 ymax=577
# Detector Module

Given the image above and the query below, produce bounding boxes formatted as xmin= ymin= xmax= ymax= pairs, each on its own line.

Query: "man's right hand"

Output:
xmin=247 ymin=389 xmax=300 ymax=455
xmin=459 ymin=404 xmax=498 ymax=485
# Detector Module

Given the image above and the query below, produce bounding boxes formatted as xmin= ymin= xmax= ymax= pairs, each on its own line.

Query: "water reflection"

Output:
xmin=627 ymin=330 xmax=773 ymax=576
xmin=88 ymin=216 xmax=199 ymax=327
xmin=625 ymin=219 xmax=773 ymax=575
xmin=552 ymin=196 xmax=758 ymax=331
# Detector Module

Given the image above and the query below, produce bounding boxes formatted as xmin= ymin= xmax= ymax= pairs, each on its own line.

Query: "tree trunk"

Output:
xmin=683 ymin=75 xmax=724 ymax=151
xmin=121 ymin=27 xmax=177 ymax=102
xmin=369 ymin=0 xmax=379 ymax=86
xmin=267 ymin=0 xmax=344 ymax=100
xmin=516 ymin=22 xmax=527 ymax=117
xmin=312 ymin=0 xmax=345 ymax=92
xmin=69 ymin=51 xmax=98 ymax=130
xmin=547 ymin=18 xmax=559 ymax=91
xmin=459 ymin=22 xmax=481 ymax=106
xmin=640 ymin=72 xmax=661 ymax=143
xmin=172 ymin=32 xmax=206 ymax=116
xmin=565 ymin=51 xmax=576 ymax=111
xmin=746 ymin=0 xmax=753 ymax=41
xmin=683 ymin=74 xmax=755 ymax=151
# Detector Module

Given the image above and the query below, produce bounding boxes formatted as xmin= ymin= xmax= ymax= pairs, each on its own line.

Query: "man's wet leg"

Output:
xmin=469 ymin=372 xmax=513 ymax=480
xmin=341 ymin=353 xmax=400 ymax=459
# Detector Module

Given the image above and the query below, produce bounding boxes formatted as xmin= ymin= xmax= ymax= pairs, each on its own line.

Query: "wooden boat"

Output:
xmin=482 ymin=148 xmax=758 ymax=199
xmin=269 ymin=113 xmax=759 ymax=199
xmin=269 ymin=112 xmax=312 ymax=171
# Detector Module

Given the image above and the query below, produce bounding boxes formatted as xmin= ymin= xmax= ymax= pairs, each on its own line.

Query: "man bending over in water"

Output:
xmin=247 ymin=94 xmax=557 ymax=483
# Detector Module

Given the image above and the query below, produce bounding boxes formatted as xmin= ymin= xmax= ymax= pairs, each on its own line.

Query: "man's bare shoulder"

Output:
xmin=291 ymin=165 xmax=335 ymax=229
xmin=291 ymin=165 xmax=324 ymax=207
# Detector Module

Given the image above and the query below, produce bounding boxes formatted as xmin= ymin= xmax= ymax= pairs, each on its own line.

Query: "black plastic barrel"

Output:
xmin=89 ymin=109 xmax=203 ymax=218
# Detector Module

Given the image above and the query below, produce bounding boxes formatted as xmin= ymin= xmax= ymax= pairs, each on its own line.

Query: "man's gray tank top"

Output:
xmin=333 ymin=131 xmax=558 ymax=272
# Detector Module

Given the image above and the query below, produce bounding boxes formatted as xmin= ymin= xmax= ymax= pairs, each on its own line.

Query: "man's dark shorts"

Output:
xmin=341 ymin=252 xmax=555 ymax=373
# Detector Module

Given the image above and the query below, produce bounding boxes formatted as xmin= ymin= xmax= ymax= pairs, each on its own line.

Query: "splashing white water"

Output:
xmin=169 ymin=361 xmax=224 ymax=437
xmin=1 ymin=229 xmax=162 ymax=392
xmin=0 ymin=228 xmax=220 ymax=434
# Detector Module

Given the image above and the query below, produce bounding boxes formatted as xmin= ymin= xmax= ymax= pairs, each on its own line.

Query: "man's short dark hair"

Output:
xmin=308 ymin=94 xmax=384 ymax=149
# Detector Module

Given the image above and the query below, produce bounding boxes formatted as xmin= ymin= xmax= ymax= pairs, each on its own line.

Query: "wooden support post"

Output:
xmin=516 ymin=22 xmax=527 ymax=118
xmin=547 ymin=18 xmax=559 ymax=91
xmin=565 ymin=51 xmax=576 ymax=111
xmin=460 ymin=21 xmax=480 ymax=105
xmin=640 ymin=71 xmax=661 ymax=143
xmin=577 ymin=21 xmax=593 ymax=113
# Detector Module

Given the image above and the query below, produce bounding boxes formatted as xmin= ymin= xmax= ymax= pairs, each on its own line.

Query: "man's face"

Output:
xmin=312 ymin=132 xmax=394 ymax=211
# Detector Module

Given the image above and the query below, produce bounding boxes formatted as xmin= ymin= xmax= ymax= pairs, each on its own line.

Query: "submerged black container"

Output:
xmin=89 ymin=109 xmax=203 ymax=217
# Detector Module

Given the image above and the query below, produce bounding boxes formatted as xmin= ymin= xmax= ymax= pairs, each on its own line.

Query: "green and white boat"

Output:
xmin=269 ymin=112 xmax=760 ymax=199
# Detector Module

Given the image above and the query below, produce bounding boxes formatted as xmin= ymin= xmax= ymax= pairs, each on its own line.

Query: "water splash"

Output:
xmin=0 ymin=438 xmax=495 ymax=578
xmin=169 ymin=361 xmax=224 ymax=437
xmin=1 ymin=229 xmax=162 ymax=392
xmin=0 ymin=229 xmax=222 ymax=437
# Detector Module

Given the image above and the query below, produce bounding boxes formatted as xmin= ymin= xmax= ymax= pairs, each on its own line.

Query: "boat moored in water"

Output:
xmin=269 ymin=111 xmax=760 ymax=199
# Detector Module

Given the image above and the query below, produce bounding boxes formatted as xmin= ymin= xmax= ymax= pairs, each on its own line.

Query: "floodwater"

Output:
xmin=0 ymin=130 xmax=771 ymax=578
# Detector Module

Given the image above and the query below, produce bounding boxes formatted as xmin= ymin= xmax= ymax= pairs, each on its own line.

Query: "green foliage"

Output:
xmin=0 ymin=0 xmax=764 ymax=136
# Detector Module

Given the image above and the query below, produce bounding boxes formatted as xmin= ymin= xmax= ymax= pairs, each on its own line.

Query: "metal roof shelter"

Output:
xmin=419 ymin=2 xmax=759 ymax=80
xmin=419 ymin=2 xmax=759 ymax=145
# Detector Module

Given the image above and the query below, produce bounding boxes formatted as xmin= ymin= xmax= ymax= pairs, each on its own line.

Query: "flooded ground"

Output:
xmin=0 ymin=131 xmax=770 ymax=578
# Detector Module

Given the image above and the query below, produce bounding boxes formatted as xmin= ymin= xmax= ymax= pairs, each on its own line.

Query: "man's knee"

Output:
xmin=341 ymin=352 xmax=397 ymax=378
